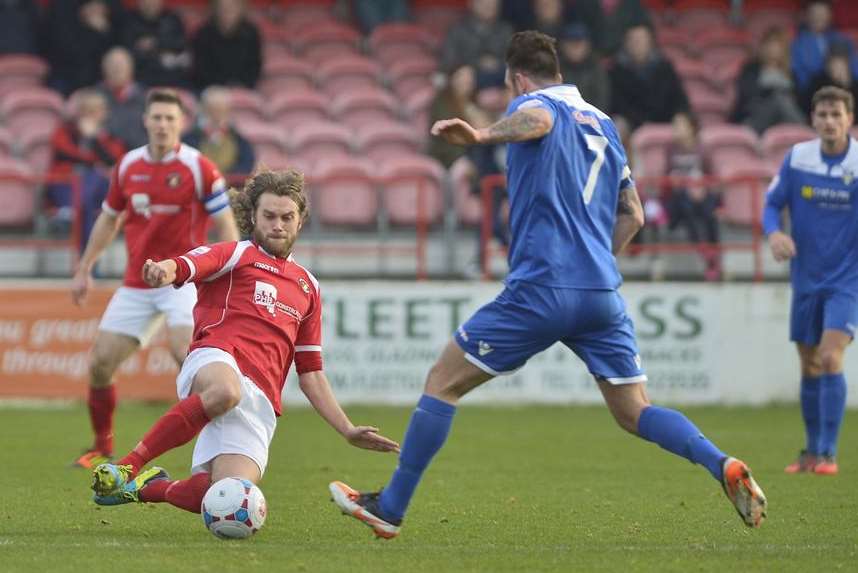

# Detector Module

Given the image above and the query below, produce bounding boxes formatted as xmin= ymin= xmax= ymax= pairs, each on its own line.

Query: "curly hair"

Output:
xmin=228 ymin=168 xmax=308 ymax=237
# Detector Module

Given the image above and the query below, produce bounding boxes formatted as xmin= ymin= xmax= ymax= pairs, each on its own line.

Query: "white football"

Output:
xmin=201 ymin=477 xmax=267 ymax=539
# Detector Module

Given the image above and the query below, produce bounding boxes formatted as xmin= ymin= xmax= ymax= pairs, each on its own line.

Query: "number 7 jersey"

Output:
xmin=504 ymin=85 xmax=632 ymax=289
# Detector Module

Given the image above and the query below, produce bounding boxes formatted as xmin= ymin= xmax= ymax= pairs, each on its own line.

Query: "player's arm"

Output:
xmin=143 ymin=242 xmax=240 ymax=288
xmin=200 ymin=158 xmax=240 ymax=241
xmin=431 ymin=106 xmax=554 ymax=146
xmin=298 ymin=370 xmax=400 ymax=453
xmin=612 ymin=184 xmax=645 ymax=255
xmin=762 ymin=157 xmax=796 ymax=262
xmin=72 ymin=211 xmax=121 ymax=305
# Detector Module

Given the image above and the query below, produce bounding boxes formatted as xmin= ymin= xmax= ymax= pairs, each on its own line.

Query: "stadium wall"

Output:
xmin=1 ymin=281 xmax=856 ymax=407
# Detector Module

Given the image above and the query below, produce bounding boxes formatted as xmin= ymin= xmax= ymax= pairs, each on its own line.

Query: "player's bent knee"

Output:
xmin=89 ymin=350 xmax=118 ymax=387
xmin=202 ymin=382 xmax=242 ymax=417
xmin=820 ymin=350 xmax=843 ymax=374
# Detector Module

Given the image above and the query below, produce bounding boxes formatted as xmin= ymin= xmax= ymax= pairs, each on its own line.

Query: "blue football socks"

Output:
xmin=818 ymin=373 xmax=847 ymax=456
xmin=637 ymin=405 xmax=727 ymax=482
xmin=800 ymin=376 xmax=821 ymax=454
xmin=379 ymin=394 xmax=456 ymax=521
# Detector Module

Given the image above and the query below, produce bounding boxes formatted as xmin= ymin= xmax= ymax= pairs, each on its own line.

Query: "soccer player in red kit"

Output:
xmin=89 ymin=169 xmax=399 ymax=511
xmin=70 ymin=89 xmax=240 ymax=469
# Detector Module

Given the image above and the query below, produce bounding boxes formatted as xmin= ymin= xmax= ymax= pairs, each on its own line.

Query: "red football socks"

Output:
xmin=118 ymin=394 xmax=210 ymax=475
xmin=88 ymin=386 xmax=116 ymax=454
xmin=140 ymin=472 xmax=211 ymax=514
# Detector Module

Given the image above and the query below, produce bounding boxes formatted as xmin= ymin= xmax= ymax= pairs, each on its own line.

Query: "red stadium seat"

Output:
xmin=403 ymin=84 xmax=436 ymax=134
xmin=331 ymin=87 xmax=400 ymax=130
xmin=761 ymin=123 xmax=816 ymax=161
xmin=368 ymin=23 xmax=439 ymax=66
xmin=235 ymin=121 xmax=287 ymax=170
xmin=413 ymin=6 xmax=463 ymax=40
xmin=0 ymin=88 xmax=65 ymax=136
xmin=18 ymin=122 xmax=56 ymax=174
xmin=287 ymin=120 xmax=353 ymax=163
xmin=227 ymin=88 xmax=267 ymax=125
xmin=387 ymin=56 xmax=438 ymax=99
xmin=0 ymin=156 xmax=36 ymax=228
xmin=700 ymin=124 xmax=760 ymax=165
xmin=292 ymin=23 xmax=362 ymax=63
xmin=717 ymin=160 xmax=775 ymax=226
xmin=449 ymin=158 xmax=481 ymax=226
xmin=379 ymin=155 xmax=446 ymax=226
xmin=260 ymin=55 xmax=316 ymax=96
xmin=0 ymin=127 xmax=11 ymax=156
xmin=282 ymin=2 xmax=338 ymax=33
xmin=310 ymin=156 xmax=378 ymax=226
xmin=268 ymin=89 xmax=329 ymax=129
xmin=355 ymin=120 xmax=424 ymax=161
xmin=686 ymin=86 xmax=732 ymax=126
xmin=0 ymin=55 xmax=49 ymax=98
xmin=630 ymin=123 xmax=675 ymax=181
xmin=316 ymin=55 xmax=384 ymax=96
xmin=674 ymin=6 xmax=729 ymax=35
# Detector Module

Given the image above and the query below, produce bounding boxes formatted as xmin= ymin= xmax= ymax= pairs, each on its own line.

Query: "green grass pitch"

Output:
xmin=1 ymin=403 xmax=855 ymax=572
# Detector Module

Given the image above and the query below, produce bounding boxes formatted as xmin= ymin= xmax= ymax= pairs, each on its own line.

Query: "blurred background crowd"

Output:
xmin=1 ymin=0 xmax=856 ymax=281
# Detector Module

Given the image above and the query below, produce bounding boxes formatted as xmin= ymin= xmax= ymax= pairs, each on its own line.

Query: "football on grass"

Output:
xmin=201 ymin=477 xmax=267 ymax=539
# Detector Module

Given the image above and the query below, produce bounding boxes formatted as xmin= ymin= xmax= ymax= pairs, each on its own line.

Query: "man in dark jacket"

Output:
xmin=609 ymin=24 xmax=689 ymax=130
xmin=192 ymin=0 xmax=261 ymax=90
xmin=121 ymin=0 xmax=190 ymax=88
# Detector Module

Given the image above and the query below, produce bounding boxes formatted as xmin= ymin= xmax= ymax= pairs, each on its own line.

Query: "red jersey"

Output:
xmin=171 ymin=240 xmax=323 ymax=415
xmin=102 ymin=144 xmax=230 ymax=288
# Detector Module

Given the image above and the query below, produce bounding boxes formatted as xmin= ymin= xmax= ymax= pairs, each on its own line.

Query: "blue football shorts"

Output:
xmin=790 ymin=289 xmax=858 ymax=345
xmin=454 ymin=280 xmax=647 ymax=384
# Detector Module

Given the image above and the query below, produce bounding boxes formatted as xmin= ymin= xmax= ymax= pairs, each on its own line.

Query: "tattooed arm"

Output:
xmin=612 ymin=185 xmax=645 ymax=255
xmin=430 ymin=108 xmax=554 ymax=146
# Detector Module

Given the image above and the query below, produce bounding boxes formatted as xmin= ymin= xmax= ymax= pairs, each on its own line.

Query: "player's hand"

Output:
xmin=768 ymin=231 xmax=796 ymax=262
xmin=344 ymin=425 xmax=400 ymax=454
xmin=431 ymin=118 xmax=482 ymax=146
xmin=71 ymin=270 xmax=93 ymax=307
xmin=142 ymin=258 xmax=169 ymax=287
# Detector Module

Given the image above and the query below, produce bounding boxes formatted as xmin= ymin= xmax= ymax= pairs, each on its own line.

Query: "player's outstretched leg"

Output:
xmin=93 ymin=466 xmax=170 ymax=505
xmin=329 ymin=481 xmax=401 ymax=539
xmin=721 ymin=457 xmax=767 ymax=528
xmin=131 ymin=472 xmax=212 ymax=513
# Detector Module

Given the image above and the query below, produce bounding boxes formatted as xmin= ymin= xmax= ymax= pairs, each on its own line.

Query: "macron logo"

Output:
xmin=254 ymin=262 xmax=279 ymax=274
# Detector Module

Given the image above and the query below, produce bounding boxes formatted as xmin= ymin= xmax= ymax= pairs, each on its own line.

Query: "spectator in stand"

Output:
xmin=0 ymin=0 xmax=41 ymax=55
xmin=440 ymin=0 xmax=513 ymax=81
xmin=567 ymin=0 xmax=652 ymax=57
xmin=45 ymin=89 xmax=125 ymax=248
xmin=802 ymin=46 xmax=858 ymax=121
xmin=192 ymin=0 xmax=262 ymax=91
xmin=731 ymin=27 xmax=806 ymax=134
xmin=44 ymin=0 xmax=122 ymax=95
xmin=352 ymin=0 xmax=409 ymax=34
xmin=427 ymin=65 xmax=491 ymax=169
xmin=791 ymin=0 xmax=858 ymax=94
xmin=609 ymin=24 xmax=689 ymax=130
xmin=665 ymin=112 xmax=721 ymax=281
xmin=96 ymin=47 xmax=148 ymax=149
xmin=558 ymin=23 xmax=610 ymax=112
xmin=121 ymin=0 xmax=191 ymax=88
xmin=183 ymin=86 xmax=255 ymax=179
xmin=532 ymin=0 xmax=567 ymax=40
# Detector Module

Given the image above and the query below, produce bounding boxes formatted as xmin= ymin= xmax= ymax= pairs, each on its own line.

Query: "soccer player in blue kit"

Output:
xmin=330 ymin=31 xmax=767 ymax=537
xmin=764 ymin=86 xmax=855 ymax=476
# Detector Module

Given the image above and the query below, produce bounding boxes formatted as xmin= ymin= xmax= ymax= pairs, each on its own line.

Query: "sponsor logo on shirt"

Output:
xmin=801 ymin=185 xmax=852 ymax=209
xmin=254 ymin=261 xmax=280 ymax=274
xmin=131 ymin=193 xmax=151 ymax=218
xmin=275 ymin=301 xmax=303 ymax=321
xmin=130 ymin=174 xmax=151 ymax=182
xmin=254 ymin=281 xmax=277 ymax=317
xmin=298 ymin=277 xmax=310 ymax=294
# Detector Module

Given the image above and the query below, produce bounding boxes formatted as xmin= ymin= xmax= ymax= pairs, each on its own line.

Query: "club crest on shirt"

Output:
xmin=298 ymin=277 xmax=310 ymax=294
xmin=254 ymin=281 xmax=277 ymax=317
xmin=844 ymin=170 xmax=855 ymax=185
xmin=166 ymin=172 xmax=181 ymax=188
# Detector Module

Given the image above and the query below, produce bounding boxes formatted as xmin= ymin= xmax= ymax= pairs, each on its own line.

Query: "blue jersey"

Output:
xmin=763 ymin=138 xmax=858 ymax=295
xmin=504 ymin=85 xmax=633 ymax=289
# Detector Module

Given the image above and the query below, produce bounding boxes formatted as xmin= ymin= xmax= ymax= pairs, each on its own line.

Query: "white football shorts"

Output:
xmin=176 ymin=347 xmax=277 ymax=477
xmin=99 ymin=284 xmax=197 ymax=346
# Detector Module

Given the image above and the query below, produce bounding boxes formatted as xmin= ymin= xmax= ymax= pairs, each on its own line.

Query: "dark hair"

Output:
xmin=229 ymin=169 xmax=309 ymax=236
xmin=145 ymin=88 xmax=185 ymax=113
xmin=812 ymin=85 xmax=854 ymax=114
xmin=505 ymin=30 xmax=560 ymax=82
